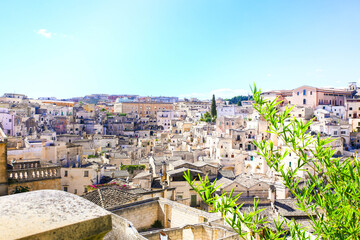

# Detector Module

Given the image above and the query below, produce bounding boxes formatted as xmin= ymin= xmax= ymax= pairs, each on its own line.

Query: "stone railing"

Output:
xmin=12 ymin=161 xmax=41 ymax=169
xmin=8 ymin=166 xmax=61 ymax=183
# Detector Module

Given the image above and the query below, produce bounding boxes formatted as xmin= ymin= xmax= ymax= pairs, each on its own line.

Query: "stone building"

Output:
xmin=61 ymin=163 xmax=100 ymax=195
xmin=114 ymin=102 xmax=174 ymax=117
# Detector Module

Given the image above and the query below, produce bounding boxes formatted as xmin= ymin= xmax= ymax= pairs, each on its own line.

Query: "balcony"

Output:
xmin=8 ymin=165 xmax=61 ymax=183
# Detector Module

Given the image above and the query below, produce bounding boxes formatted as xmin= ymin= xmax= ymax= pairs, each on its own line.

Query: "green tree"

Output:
xmin=185 ymin=84 xmax=360 ymax=239
xmin=226 ymin=95 xmax=252 ymax=105
xmin=13 ymin=186 xmax=30 ymax=194
xmin=200 ymin=112 xmax=212 ymax=123
xmin=211 ymin=94 xmax=217 ymax=120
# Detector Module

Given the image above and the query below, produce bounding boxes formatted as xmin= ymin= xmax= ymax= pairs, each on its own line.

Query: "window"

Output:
xmin=310 ymin=91 xmax=312 ymax=95
xmin=334 ymin=131 xmax=338 ymax=135
xmin=84 ymin=171 xmax=89 ymax=177
xmin=84 ymin=188 xmax=88 ymax=193
xmin=350 ymin=107 xmax=353 ymax=110
xmin=303 ymin=99 xmax=306 ymax=105
xmin=250 ymin=156 xmax=254 ymax=161
xmin=64 ymin=186 xmax=68 ymax=192
xmin=9 ymin=119 xmax=11 ymax=122
xmin=289 ymin=162 xmax=292 ymax=167
xmin=190 ymin=195 xmax=197 ymax=207
xmin=74 ymin=189 xmax=77 ymax=194
xmin=297 ymin=92 xmax=299 ymax=95
xmin=303 ymin=89 xmax=306 ymax=95
xmin=64 ymin=170 xmax=68 ymax=177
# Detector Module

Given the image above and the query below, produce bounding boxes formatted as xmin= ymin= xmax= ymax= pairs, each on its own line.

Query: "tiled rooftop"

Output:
xmin=82 ymin=187 xmax=139 ymax=209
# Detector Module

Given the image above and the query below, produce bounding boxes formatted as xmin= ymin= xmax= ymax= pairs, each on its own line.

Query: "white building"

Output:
xmin=0 ymin=108 xmax=14 ymax=136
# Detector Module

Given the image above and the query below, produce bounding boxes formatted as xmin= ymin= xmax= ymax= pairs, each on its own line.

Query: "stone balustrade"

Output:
xmin=12 ymin=160 xmax=41 ymax=169
xmin=8 ymin=166 xmax=61 ymax=183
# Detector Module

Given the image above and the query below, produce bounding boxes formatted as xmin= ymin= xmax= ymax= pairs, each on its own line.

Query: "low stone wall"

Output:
xmin=142 ymin=227 xmax=183 ymax=240
xmin=104 ymin=214 xmax=147 ymax=240
xmin=142 ymin=223 xmax=239 ymax=240
xmin=112 ymin=198 xmax=161 ymax=231
xmin=158 ymin=198 xmax=221 ymax=229
xmin=0 ymin=190 xmax=112 ymax=239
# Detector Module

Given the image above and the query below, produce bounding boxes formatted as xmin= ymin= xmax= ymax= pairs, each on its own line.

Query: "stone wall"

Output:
xmin=170 ymin=205 xmax=201 ymax=227
xmin=142 ymin=223 xmax=239 ymax=240
xmin=8 ymin=178 xmax=61 ymax=194
xmin=158 ymin=198 xmax=221 ymax=229
xmin=143 ymin=228 xmax=183 ymax=240
xmin=0 ymin=141 xmax=8 ymax=196
xmin=113 ymin=199 xmax=160 ymax=231
xmin=104 ymin=214 xmax=147 ymax=240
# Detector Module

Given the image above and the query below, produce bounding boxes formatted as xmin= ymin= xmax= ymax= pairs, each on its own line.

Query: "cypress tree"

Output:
xmin=211 ymin=94 xmax=217 ymax=119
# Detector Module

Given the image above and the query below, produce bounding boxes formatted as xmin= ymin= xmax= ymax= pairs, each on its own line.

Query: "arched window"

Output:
xmin=303 ymin=99 xmax=306 ymax=105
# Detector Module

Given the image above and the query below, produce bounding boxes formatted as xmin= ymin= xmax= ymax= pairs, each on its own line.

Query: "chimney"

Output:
xmin=269 ymin=185 xmax=276 ymax=204
xmin=161 ymin=161 xmax=167 ymax=183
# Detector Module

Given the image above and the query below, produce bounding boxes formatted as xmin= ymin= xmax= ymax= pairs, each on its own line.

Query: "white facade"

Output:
xmin=157 ymin=111 xmax=186 ymax=131
xmin=0 ymin=108 xmax=14 ymax=136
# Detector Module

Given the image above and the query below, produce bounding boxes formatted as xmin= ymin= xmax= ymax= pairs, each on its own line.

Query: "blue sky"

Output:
xmin=0 ymin=1 xmax=360 ymax=99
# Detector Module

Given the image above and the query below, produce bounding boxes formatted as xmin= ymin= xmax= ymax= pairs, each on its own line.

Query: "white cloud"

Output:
xmin=36 ymin=29 xmax=53 ymax=38
xmin=180 ymin=88 xmax=251 ymax=100
xmin=266 ymin=73 xmax=272 ymax=77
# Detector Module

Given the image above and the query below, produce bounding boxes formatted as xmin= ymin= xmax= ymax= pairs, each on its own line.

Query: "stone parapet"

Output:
xmin=8 ymin=166 xmax=61 ymax=183
xmin=0 ymin=190 xmax=112 ymax=239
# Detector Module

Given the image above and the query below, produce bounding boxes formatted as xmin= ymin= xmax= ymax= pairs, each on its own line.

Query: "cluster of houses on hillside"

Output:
xmin=1 ymin=83 xmax=360 ymax=239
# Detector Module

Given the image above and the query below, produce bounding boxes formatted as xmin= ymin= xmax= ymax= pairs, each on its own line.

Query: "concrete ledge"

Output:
xmin=0 ymin=190 xmax=112 ymax=240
